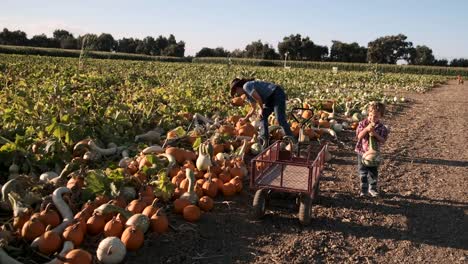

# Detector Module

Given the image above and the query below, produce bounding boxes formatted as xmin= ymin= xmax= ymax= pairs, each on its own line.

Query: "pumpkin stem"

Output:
xmin=107 ymin=245 xmax=113 ymax=255
xmin=151 ymin=198 xmax=159 ymax=208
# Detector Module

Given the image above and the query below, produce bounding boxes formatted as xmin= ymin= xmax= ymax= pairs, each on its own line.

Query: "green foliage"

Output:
xmin=367 ymin=34 xmax=413 ymax=64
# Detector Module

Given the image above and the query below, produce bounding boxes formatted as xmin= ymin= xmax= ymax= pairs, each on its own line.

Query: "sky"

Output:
xmin=1 ymin=0 xmax=467 ymax=59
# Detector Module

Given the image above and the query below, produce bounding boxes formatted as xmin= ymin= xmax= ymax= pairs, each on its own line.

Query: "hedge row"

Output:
xmin=0 ymin=45 xmax=190 ymax=63
xmin=193 ymin=57 xmax=468 ymax=77
xmin=1 ymin=45 xmax=467 ymax=76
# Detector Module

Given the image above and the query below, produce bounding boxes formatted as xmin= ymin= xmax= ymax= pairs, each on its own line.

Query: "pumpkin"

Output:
xmin=73 ymin=211 xmax=90 ymax=233
xmin=125 ymin=214 xmax=150 ymax=233
xmin=171 ymin=171 xmax=185 ymax=186
xmin=13 ymin=210 xmax=30 ymax=231
xmin=150 ymin=209 xmax=169 ymax=234
xmin=229 ymin=176 xmax=243 ymax=193
xmin=86 ymin=212 xmax=106 ymax=236
xmin=121 ymin=226 xmax=144 ymax=251
xmin=63 ymin=222 xmax=84 ymax=247
xmin=218 ymin=125 xmax=236 ymax=136
xmin=212 ymin=178 xmax=224 ymax=191
xmin=183 ymin=205 xmax=201 ymax=222
xmin=63 ymin=249 xmax=92 ymax=264
xmin=103 ymin=217 xmax=124 ymax=237
xmin=362 ymin=136 xmax=382 ymax=167
xmin=218 ymin=169 xmax=231 ymax=183
xmin=173 ymin=198 xmax=191 ymax=214
xmin=231 ymin=96 xmax=244 ymax=106
xmin=97 ymin=237 xmax=127 ymax=264
xmin=21 ymin=217 xmax=45 ymax=241
xmin=95 ymin=195 xmax=110 ymax=206
xmin=222 ymin=182 xmax=236 ymax=197
xmin=212 ymin=144 xmax=224 ymax=156
xmin=173 ymin=187 xmax=184 ymax=199
xmin=318 ymin=119 xmax=330 ymax=128
xmin=202 ymin=175 xmax=218 ymax=198
xmin=66 ymin=175 xmax=84 ymax=190
xmin=198 ymin=196 xmax=214 ymax=211
xmin=109 ymin=196 xmax=127 ymax=209
xmin=37 ymin=228 xmax=62 ymax=255
xmin=229 ymin=165 xmax=244 ymax=179
xmin=184 ymin=150 xmax=197 ymax=161
xmin=126 ymin=198 xmax=146 ymax=214
xmin=165 ymin=147 xmax=185 ymax=164
xmin=179 ymin=178 xmax=190 ymax=192
xmin=142 ymin=198 xmax=160 ymax=217
xmin=237 ymin=123 xmax=256 ymax=137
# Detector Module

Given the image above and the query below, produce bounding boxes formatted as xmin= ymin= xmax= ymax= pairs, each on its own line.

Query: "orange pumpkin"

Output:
xmin=37 ymin=228 xmax=62 ymax=255
xmin=126 ymin=198 xmax=146 ymax=214
xmin=222 ymin=182 xmax=237 ymax=197
xmin=39 ymin=204 xmax=61 ymax=228
xmin=218 ymin=169 xmax=231 ymax=183
xmin=173 ymin=198 xmax=191 ymax=214
xmin=231 ymin=96 xmax=245 ymax=106
xmin=142 ymin=198 xmax=160 ymax=218
xmin=229 ymin=176 xmax=243 ymax=193
xmin=121 ymin=226 xmax=144 ymax=251
xmin=150 ymin=209 xmax=169 ymax=234
xmin=212 ymin=178 xmax=224 ymax=191
xmin=21 ymin=217 xmax=45 ymax=241
xmin=202 ymin=175 xmax=218 ymax=198
xmin=183 ymin=205 xmax=201 ymax=222
xmin=86 ymin=213 xmax=106 ymax=236
xmin=199 ymin=196 xmax=214 ymax=211
xmin=63 ymin=223 xmax=84 ymax=247
xmin=63 ymin=249 xmax=92 ymax=264
xmin=103 ymin=216 xmax=124 ymax=237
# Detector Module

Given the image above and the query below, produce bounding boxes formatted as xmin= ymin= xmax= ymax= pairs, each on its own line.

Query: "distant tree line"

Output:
xmin=0 ymin=28 xmax=185 ymax=57
xmin=1 ymin=28 xmax=467 ymax=67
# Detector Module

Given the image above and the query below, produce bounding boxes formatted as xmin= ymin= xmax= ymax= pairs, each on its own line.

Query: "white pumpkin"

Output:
xmin=97 ymin=237 xmax=126 ymax=264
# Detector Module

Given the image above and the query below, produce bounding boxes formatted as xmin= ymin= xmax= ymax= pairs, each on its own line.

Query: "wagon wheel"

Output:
xmin=298 ymin=193 xmax=312 ymax=225
xmin=252 ymin=189 xmax=267 ymax=219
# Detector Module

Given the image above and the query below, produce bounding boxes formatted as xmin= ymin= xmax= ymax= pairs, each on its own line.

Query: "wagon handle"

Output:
xmin=291 ymin=107 xmax=314 ymax=126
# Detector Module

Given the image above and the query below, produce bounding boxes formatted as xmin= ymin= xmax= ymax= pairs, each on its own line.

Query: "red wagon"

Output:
xmin=250 ymin=109 xmax=328 ymax=225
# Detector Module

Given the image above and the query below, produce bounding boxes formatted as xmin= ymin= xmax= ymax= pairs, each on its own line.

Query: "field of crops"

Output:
xmin=0 ymin=54 xmax=448 ymax=263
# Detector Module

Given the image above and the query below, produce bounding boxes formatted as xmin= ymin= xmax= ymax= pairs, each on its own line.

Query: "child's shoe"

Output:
xmin=368 ymin=189 xmax=379 ymax=197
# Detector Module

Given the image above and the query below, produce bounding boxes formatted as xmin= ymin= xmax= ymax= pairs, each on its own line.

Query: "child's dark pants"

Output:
xmin=357 ymin=154 xmax=378 ymax=192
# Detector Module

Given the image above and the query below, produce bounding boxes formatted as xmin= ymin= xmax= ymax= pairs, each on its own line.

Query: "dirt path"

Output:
xmin=130 ymin=81 xmax=467 ymax=264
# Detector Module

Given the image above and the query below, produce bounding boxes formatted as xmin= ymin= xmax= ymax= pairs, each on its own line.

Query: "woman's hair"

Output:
xmin=368 ymin=101 xmax=386 ymax=116
xmin=230 ymin=77 xmax=254 ymax=97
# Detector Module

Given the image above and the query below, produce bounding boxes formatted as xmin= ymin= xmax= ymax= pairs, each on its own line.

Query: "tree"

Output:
xmin=330 ymin=41 xmax=367 ymax=62
xmin=230 ymin=49 xmax=244 ymax=58
xmin=52 ymin=29 xmax=76 ymax=49
xmin=243 ymin=40 xmax=279 ymax=60
xmin=277 ymin=34 xmax=327 ymax=61
xmin=117 ymin=38 xmax=138 ymax=53
xmin=0 ymin=28 xmax=28 ymax=46
xmin=195 ymin=47 xmax=230 ymax=57
xmin=450 ymin=58 xmax=468 ymax=67
xmin=53 ymin=29 xmax=73 ymax=40
xmin=433 ymin=59 xmax=448 ymax=67
xmin=96 ymin=33 xmax=116 ymax=51
xmin=30 ymin=34 xmax=56 ymax=48
xmin=408 ymin=45 xmax=435 ymax=65
xmin=162 ymin=41 xmax=185 ymax=57
xmin=154 ymin=36 xmax=169 ymax=55
xmin=367 ymin=34 xmax=413 ymax=64
xmin=77 ymin=34 xmax=98 ymax=50
xmin=278 ymin=34 xmax=303 ymax=60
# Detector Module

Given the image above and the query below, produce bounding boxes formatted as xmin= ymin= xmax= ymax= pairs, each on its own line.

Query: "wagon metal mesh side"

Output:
xmin=250 ymin=140 xmax=327 ymax=196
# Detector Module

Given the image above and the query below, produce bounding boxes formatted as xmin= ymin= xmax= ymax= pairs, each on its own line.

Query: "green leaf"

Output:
xmin=192 ymin=137 xmax=202 ymax=151
xmin=84 ymin=169 xmax=110 ymax=196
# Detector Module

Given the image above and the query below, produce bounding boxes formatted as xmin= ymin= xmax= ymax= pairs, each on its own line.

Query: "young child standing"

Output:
xmin=355 ymin=102 xmax=389 ymax=197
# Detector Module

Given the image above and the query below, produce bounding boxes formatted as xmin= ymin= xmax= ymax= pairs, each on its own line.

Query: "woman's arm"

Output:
xmin=244 ymin=90 xmax=263 ymax=120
